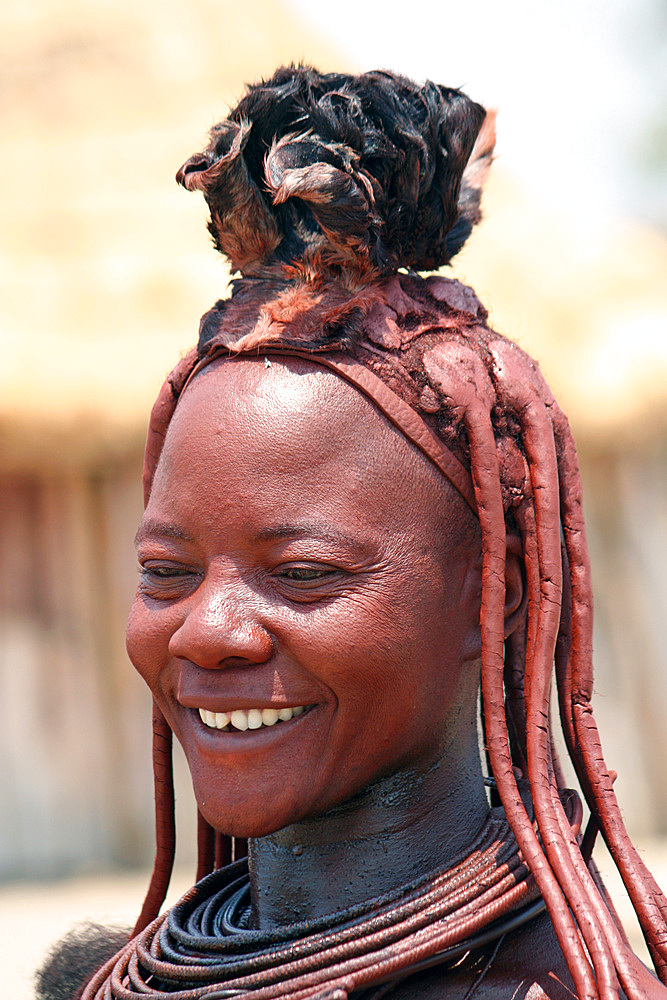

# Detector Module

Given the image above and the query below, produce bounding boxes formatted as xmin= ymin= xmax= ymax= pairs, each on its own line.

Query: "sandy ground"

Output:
xmin=4 ymin=843 xmax=667 ymax=999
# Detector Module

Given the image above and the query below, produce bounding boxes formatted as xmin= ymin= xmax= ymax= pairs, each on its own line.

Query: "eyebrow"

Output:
xmin=254 ymin=524 xmax=374 ymax=557
xmin=134 ymin=520 xmax=376 ymax=558
xmin=134 ymin=519 xmax=195 ymax=546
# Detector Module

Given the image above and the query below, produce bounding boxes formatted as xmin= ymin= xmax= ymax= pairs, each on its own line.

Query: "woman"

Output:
xmin=54 ymin=66 xmax=667 ymax=999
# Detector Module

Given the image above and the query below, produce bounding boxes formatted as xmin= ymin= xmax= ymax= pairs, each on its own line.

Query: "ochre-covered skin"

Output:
xmin=130 ymin=359 xmax=490 ymax=848
xmin=70 ymin=67 xmax=667 ymax=1000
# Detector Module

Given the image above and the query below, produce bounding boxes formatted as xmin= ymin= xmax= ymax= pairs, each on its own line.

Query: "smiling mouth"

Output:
xmin=197 ymin=706 xmax=309 ymax=732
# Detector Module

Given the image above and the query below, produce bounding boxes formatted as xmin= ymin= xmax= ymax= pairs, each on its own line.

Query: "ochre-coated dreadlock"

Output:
xmin=85 ymin=67 xmax=667 ymax=1000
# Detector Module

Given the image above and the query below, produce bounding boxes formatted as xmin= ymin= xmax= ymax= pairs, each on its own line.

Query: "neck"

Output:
xmin=248 ymin=742 xmax=489 ymax=928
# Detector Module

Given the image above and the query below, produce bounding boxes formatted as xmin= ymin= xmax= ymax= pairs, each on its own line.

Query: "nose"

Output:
xmin=168 ymin=573 xmax=274 ymax=670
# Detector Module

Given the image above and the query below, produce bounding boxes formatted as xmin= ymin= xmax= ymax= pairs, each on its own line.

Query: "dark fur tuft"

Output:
xmin=176 ymin=66 xmax=492 ymax=280
xmin=35 ymin=922 xmax=130 ymax=1000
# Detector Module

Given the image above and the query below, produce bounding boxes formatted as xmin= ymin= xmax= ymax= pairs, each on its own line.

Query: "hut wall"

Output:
xmin=0 ymin=462 xmax=153 ymax=879
xmin=580 ymin=440 xmax=667 ymax=835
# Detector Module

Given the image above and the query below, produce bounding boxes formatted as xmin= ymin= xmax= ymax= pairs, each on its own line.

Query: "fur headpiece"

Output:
xmin=175 ymin=65 xmax=495 ymax=356
xmin=176 ymin=66 xmax=493 ymax=281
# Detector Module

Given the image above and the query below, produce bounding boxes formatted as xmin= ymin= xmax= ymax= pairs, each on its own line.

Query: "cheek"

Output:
xmin=317 ymin=586 xmax=462 ymax=725
xmin=125 ymin=595 xmax=175 ymax=692
xmin=347 ymin=579 xmax=471 ymax=726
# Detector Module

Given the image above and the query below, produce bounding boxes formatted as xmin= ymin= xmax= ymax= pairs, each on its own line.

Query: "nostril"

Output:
xmin=168 ymin=615 xmax=274 ymax=670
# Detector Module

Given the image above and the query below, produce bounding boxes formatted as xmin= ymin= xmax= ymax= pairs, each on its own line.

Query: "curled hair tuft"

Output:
xmin=176 ymin=65 xmax=492 ymax=280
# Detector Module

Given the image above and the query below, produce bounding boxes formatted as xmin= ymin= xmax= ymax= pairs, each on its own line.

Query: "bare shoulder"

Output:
xmin=476 ymin=910 xmax=579 ymax=999
xmin=388 ymin=911 xmax=580 ymax=999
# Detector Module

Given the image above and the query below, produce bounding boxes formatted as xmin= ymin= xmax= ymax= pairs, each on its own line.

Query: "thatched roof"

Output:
xmin=2 ymin=0 xmax=665 ymax=471
xmin=0 ymin=0 xmax=346 ymax=470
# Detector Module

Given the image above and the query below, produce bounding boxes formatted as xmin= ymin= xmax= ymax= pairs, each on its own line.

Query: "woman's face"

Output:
xmin=127 ymin=357 xmax=483 ymax=837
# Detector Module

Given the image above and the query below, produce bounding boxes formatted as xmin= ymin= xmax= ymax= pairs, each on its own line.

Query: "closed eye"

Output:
xmin=138 ymin=561 xmax=201 ymax=599
xmin=274 ymin=564 xmax=339 ymax=582
xmin=144 ymin=565 xmax=188 ymax=578
xmin=271 ymin=564 xmax=344 ymax=595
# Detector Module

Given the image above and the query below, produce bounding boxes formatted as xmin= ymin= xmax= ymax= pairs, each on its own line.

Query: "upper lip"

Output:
xmin=176 ymin=666 xmax=318 ymax=714
xmin=179 ymin=696 xmax=309 ymax=712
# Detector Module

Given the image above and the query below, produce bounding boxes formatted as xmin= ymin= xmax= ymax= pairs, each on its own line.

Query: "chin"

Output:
xmin=189 ymin=757 xmax=318 ymax=838
xmin=195 ymin=790 xmax=309 ymax=839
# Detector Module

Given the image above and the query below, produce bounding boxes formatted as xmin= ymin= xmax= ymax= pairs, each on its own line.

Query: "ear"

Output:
xmin=462 ymin=532 xmax=526 ymax=661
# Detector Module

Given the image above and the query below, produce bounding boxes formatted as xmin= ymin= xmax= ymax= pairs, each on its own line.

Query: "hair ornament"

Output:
xmin=176 ymin=66 xmax=494 ymax=282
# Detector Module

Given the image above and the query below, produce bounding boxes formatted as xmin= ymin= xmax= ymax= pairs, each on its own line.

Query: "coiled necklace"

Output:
xmin=82 ymin=799 xmax=580 ymax=1000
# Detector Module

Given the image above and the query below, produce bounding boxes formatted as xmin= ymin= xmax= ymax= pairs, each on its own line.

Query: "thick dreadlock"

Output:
xmin=81 ymin=67 xmax=666 ymax=1000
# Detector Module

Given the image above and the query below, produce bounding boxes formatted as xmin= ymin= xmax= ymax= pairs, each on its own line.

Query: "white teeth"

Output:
xmin=247 ymin=709 xmax=263 ymax=730
xmin=198 ymin=706 xmax=308 ymax=730
xmin=230 ymin=710 xmax=249 ymax=731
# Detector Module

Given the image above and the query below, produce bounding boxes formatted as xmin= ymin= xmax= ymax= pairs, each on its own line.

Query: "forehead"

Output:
xmin=149 ymin=356 xmax=473 ymax=540
xmin=171 ymin=356 xmax=407 ymax=464
xmin=184 ymin=355 xmax=369 ymax=431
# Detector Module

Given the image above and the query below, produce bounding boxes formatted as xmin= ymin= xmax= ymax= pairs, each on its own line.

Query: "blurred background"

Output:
xmin=1 ymin=0 xmax=666 ymax=992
